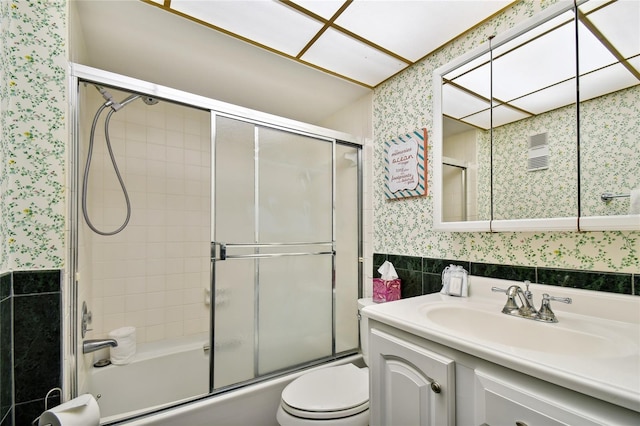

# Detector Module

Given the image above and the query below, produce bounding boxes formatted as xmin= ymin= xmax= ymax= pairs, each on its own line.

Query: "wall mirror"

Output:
xmin=576 ymin=0 xmax=639 ymax=230
xmin=433 ymin=0 xmax=639 ymax=232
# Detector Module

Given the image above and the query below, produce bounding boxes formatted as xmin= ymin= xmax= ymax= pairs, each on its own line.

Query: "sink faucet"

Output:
xmin=520 ymin=280 xmax=538 ymax=317
xmin=537 ymin=293 xmax=572 ymax=322
xmin=83 ymin=339 xmax=118 ymax=354
xmin=492 ymin=282 xmax=571 ymax=323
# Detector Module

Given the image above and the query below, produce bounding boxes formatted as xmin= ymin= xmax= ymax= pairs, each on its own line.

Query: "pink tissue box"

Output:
xmin=373 ymin=278 xmax=401 ymax=303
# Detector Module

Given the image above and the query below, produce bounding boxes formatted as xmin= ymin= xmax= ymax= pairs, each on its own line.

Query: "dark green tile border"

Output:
xmin=471 ymin=263 xmax=536 ymax=283
xmin=13 ymin=293 xmax=62 ymax=403
xmin=387 ymin=255 xmax=422 ymax=272
xmin=423 ymin=258 xmax=470 ymax=274
xmin=1 ymin=293 xmax=12 ymax=426
xmin=12 ymin=270 xmax=61 ymax=295
xmin=374 ymin=253 xmax=637 ymax=297
xmin=0 ymin=270 xmax=63 ymax=426
xmin=0 ymin=407 xmax=13 ymax=426
xmin=537 ymin=268 xmax=632 ymax=294
xmin=0 ymin=274 xmax=10 ymax=300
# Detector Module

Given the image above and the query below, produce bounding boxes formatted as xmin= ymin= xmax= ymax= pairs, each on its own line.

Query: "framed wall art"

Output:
xmin=384 ymin=128 xmax=428 ymax=200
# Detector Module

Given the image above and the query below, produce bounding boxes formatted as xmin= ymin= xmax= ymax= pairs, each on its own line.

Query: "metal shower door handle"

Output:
xmin=211 ymin=242 xmax=227 ymax=261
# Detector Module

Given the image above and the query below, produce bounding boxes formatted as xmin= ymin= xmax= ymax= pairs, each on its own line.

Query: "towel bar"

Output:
xmin=601 ymin=192 xmax=630 ymax=202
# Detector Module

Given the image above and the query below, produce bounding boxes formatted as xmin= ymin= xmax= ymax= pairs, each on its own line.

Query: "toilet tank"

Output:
xmin=357 ymin=298 xmax=376 ymax=366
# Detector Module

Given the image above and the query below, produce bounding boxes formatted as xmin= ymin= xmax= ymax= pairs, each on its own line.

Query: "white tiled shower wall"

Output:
xmin=80 ymin=87 xmax=211 ymax=345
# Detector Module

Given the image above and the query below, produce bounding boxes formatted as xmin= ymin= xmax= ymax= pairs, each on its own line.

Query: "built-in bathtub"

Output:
xmin=89 ymin=333 xmax=362 ymax=425
xmin=89 ymin=334 xmax=209 ymax=422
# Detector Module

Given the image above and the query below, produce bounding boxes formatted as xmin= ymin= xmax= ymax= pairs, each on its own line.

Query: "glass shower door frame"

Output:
xmin=210 ymin=112 xmax=361 ymax=392
xmin=68 ymin=64 xmax=362 ymax=422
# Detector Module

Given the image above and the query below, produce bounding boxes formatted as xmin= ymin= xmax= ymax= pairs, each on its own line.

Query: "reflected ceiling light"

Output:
xmin=442 ymin=0 xmax=640 ymax=129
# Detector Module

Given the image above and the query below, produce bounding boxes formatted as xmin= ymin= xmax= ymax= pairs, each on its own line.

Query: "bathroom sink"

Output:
xmin=421 ymin=304 xmax=638 ymax=358
xmin=362 ymin=277 xmax=640 ymax=413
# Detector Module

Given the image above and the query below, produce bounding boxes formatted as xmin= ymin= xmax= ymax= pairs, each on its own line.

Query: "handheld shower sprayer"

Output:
xmin=82 ymin=85 xmax=159 ymax=236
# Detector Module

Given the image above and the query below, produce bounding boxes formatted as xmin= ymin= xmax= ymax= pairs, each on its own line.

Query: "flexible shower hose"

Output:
xmin=81 ymin=102 xmax=132 ymax=236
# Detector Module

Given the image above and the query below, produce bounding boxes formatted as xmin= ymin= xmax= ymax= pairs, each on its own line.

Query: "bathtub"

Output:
xmin=110 ymin=354 xmax=363 ymax=426
xmin=89 ymin=334 xmax=209 ymax=422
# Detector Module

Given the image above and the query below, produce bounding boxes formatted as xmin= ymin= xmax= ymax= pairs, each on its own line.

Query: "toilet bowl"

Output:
xmin=276 ymin=298 xmax=374 ymax=426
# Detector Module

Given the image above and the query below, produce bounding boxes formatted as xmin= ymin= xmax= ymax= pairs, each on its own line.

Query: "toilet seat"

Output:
xmin=281 ymin=364 xmax=369 ymax=420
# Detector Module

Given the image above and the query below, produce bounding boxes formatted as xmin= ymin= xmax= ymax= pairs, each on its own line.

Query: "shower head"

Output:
xmin=141 ymin=96 xmax=159 ymax=106
xmin=93 ymin=85 xmax=159 ymax=110
xmin=120 ymin=94 xmax=159 ymax=108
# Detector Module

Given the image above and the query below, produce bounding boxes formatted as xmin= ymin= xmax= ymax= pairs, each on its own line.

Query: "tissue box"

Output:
xmin=373 ymin=278 xmax=401 ymax=303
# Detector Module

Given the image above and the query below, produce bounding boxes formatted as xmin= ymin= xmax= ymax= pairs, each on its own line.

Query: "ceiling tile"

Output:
xmin=335 ymin=0 xmax=513 ymax=62
xmin=493 ymin=16 xmax=576 ymax=101
xmin=301 ymin=27 xmax=408 ymax=86
xmin=442 ymin=84 xmax=489 ymax=120
xmin=290 ymin=0 xmax=346 ymax=20
xmin=581 ymin=0 xmax=640 ymax=60
xmin=579 ymin=62 xmax=640 ymax=104
xmin=171 ymin=0 xmax=324 ymax=56
xmin=509 ymin=80 xmax=576 ymax=115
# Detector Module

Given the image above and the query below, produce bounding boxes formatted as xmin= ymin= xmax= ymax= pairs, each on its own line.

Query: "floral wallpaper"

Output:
xmin=373 ymin=0 xmax=639 ymax=274
xmin=0 ymin=0 xmax=637 ymax=277
xmin=491 ymin=103 xmax=578 ymax=220
xmin=478 ymin=85 xmax=639 ymax=220
xmin=580 ymin=85 xmax=640 ymax=216
xmin=0 ymin=0 xmax=67 ymax=271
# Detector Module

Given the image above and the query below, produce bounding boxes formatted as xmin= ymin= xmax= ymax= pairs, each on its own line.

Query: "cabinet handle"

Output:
xmin=515 ymin=422 xmax=528 ymax=426
xmin=430 ymin=381 xmax=441 ymax=394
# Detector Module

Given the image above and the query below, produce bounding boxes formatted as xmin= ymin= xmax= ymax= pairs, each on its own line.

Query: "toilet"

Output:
xmin=276 ymin=298 xmax=374 ymax=426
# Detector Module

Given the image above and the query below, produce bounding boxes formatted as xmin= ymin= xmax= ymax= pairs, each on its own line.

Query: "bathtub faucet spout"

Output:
xmin=83 ymin=338 xmax=118 ymax=354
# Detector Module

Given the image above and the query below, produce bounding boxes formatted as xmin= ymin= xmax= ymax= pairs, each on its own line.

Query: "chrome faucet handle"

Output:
xmin=520 ymin=280 xmax=537 ymax=316
xmin=537 ymin=293 xmax=572 ymax=323
xmin=492 ymin=285 xmax=522 ymax=315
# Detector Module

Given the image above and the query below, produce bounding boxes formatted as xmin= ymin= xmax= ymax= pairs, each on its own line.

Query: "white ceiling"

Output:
xmin=71 ymin=0 xmax=512 ymax=124
xmin=148 ymin=0 xmax=513 ymax=87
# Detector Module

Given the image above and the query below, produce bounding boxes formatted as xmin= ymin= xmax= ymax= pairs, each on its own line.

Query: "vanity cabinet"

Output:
xmin=474 ymin=370 xmax=602 ymax=426
xmin=368 ymin=320 xmax=640 ymax=426
xmin=369 ymin=327 xmax=455 ymax=426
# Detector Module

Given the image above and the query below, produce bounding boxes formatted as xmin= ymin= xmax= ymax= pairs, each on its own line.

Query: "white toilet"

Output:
xmin=276 ymin=298 xmax=374 ymax=426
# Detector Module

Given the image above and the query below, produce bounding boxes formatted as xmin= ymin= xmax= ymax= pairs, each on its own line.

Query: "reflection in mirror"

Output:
xmin=441 ymin=51 xmax=492 ymax=223
xmin=437 ymin=0 xmax=639 ymax=231
xmin=577 ymin=0 xmax=640 ymax=218
xmin=441 ymin=7 xmax=580 ymax=222
xmin=490 ymin=9 xmax=578 ymax=220
xmin=441 ymin=118 xmax=489 ymax=222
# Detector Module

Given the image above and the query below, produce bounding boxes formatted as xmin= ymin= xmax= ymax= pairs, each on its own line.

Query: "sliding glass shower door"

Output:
xmin=212 ymin=115 xmax=359 ymax=390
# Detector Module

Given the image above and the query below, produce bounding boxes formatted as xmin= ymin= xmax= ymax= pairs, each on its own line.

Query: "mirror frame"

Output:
xmin=433 ymin=0 xmax=640 ymax=232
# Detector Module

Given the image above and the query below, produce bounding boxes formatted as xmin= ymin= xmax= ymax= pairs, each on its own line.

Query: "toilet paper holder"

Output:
xmin=31 ymin=387 xmax=62 ymax=426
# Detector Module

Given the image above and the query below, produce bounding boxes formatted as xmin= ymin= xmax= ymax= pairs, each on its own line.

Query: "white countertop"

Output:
xmin=361 ymin=276 xmax=640 ymax=412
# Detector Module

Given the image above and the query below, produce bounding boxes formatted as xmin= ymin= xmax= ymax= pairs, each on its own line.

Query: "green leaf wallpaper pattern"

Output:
xmin=0 ymin=0 xmax=637 ymax=277
xmin=1 ymin=0 xmax=67 ymax=270
xmin=372 ymin=0 xmax=639 ymax=274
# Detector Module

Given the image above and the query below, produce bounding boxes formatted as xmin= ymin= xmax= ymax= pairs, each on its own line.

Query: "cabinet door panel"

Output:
xmin=382 ymin=359 xmax=431 ymax=425
xmin=370 ymin=328 xmax=455 ymax=426
xmin=475 ymin=370 xmax=601 ymax=426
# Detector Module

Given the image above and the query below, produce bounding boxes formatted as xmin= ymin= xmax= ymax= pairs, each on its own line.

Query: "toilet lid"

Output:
xmin=281 ymin=364 xmax=369 ymax=420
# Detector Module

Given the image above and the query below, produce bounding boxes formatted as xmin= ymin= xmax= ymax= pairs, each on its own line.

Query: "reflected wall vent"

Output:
xmin=527 ymin=132 xmax=549 ymax=171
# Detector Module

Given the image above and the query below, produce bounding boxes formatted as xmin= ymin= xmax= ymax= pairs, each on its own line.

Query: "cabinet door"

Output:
xmin=370 ymin=328 xmax=455 ymax=426
xmin=474 ymin=370 xmax=602 ymax=426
